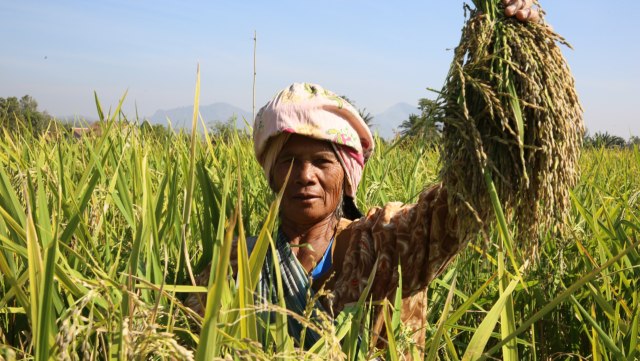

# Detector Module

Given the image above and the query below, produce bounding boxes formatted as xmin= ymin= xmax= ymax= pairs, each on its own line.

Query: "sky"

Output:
xmin=1 ymin=1 xmax=639 ymax=137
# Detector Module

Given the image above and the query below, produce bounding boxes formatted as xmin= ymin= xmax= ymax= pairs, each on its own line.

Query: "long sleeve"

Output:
xmin=329 ymin=183 xmax=462 ymax=313
xmin=327 ymin=183 xmax=463 ymax=352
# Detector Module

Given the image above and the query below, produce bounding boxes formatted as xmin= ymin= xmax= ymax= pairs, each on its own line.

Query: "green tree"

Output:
xmin=0 ymin=96 xmax=21 ymax=133
xmin=0 ymin=95 xmax=53 ymax=136
xmin=584 ymin=131 xmax=626 ymax=149
xmin=208 ymin=114 xmax=249 ymax=142
xmin=140 ymin=120 xmax=174 ymax=141
xmin=582 ymin=129 xmax=594 ymax=147
xmin=0 ymin=97 xmax=19 ymax=119
xmin=398 ymin=98 xmax=441 ymax=145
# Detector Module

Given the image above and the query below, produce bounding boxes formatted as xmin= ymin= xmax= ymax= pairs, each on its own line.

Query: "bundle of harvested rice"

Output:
xmin=439 ymin=1 xmax=583 ymax=252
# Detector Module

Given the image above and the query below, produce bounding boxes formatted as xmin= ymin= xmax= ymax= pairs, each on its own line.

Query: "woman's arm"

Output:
xmin=327 ymin=0 xmax=539 ymax=315
xmin=329 ymin=183 xmax=460 ymax=312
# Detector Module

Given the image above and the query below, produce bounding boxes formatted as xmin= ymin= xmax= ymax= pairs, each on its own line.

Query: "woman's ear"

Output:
xmin=333 ymin=189 xmax=345 ymax=220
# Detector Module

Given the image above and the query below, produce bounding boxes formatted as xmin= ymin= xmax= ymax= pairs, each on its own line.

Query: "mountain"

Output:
xmin=55 ymin=115 xmax=99 ymax=125
xmin=371 ymin=102 xmax=419 ymax=139
xmin=145 ymin=101 xmax=417 ymax=139
xmin=148 ymin=102 xmax=252 ymax=129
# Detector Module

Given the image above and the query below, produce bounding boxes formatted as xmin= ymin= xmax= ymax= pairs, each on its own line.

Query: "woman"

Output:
xmin=187 ymin=1 xmax=540 ymax=351
xmin=244 ymin=83 xmax=457 ymax=351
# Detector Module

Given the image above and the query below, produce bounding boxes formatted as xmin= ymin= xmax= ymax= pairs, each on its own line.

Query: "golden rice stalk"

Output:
xmin=439 ymin=2 xmax=584 ymax=252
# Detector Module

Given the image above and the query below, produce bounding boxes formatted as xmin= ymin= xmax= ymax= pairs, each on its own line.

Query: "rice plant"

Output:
xmin=0 ymin=3 xmax=637 ymax=358
xmin=438 ymin=0 xmax=584 ymax=254
xmin=0 ymin=104 xmax=637 ymax=359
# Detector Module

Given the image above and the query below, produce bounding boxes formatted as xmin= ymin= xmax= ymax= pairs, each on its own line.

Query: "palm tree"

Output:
xmin=591 ymin=131 xmax=626 ymax=148
xmin=398 ymin=114 xmax=421 ymax=135
xmin=398 ymin=98 xmax=442 ymax=145
xmin=358 ymin=108 xmax=374 ymax=128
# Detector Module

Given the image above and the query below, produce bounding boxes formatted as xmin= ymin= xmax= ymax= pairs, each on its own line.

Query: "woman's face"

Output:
xmin=272 ymin=134 xmax=345 ymax=225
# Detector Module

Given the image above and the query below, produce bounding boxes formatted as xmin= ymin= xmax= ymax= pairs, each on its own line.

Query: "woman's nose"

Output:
xmin=295 ymin=161 xmax=316 ymax=185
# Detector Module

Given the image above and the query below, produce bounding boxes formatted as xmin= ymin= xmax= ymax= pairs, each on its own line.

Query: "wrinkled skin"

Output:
xmin=271 ymin=134 xmax=345 ymax=272
xmin=272 ymin=134 xmax=344 ymax=228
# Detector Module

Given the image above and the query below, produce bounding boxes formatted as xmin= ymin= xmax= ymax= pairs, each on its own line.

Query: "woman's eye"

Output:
xmin=314 ymin=157 xmax=334 ymax=166
xmin=278 ymin=157 xmax=293 ymax=165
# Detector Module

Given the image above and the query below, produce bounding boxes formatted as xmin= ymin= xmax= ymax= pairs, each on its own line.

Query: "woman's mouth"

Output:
xmin=292 ymin=193 xmax=320 ymax=201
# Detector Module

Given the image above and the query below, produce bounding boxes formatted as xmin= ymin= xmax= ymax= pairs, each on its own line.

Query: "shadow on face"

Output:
xmin=271 ymin=134 xmax=345 ymax=226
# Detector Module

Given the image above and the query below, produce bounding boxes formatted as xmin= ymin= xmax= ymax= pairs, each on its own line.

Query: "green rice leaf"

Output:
xmin=195 ymin=209 xmax=236 ymax=360
xmin=462 ymin=270 xmax=520 ymax=361
xmin=426 ymin=277 xmax=457 ymax=361
xmin=35 ymin=159 xmax=58 ymax=361
xmin=570 ymin=295 xmax=624 ymax=359
xmin=383 ymin=302 xmax=399 ymax=361
xmin=482 ymin=239 xmax=640 ymax=360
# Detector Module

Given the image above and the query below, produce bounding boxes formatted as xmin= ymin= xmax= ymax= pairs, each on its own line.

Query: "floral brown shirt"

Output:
xmin=328 ymin=183 xmax=460 ymax=350
xmin=187 ymin=183 xmax=462 ymax=354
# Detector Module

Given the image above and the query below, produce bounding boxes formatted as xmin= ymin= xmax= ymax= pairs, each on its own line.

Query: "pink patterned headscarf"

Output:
xmin=253 ymin=83 xmax=374 ymax=198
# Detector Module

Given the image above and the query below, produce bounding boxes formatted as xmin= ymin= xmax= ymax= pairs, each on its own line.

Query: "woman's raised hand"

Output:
xmin=503 ymin=0 xmax=540 ymax=22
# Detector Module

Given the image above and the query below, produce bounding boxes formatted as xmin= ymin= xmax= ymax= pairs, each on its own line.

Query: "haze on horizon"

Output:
xmin=1 ymin=1 xmax=639 ymax=138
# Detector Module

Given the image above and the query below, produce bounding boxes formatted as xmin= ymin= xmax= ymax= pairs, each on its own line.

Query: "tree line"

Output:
xmin=0 ymin=95 xmax=58 ymax=135
xmin=394 ymin=96 xmax=640 ymax=150
xmin=0 ymin=94 xmax=175 ymax=140
xmin=583 ymin=131 xmax=640 ymax=149
xmin=3 ymin=94 xmax=638 ymax=149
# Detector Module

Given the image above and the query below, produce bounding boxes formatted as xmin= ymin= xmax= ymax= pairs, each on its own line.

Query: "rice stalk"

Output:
xmin=439 ymin=1 xmax=584 ymax=253
xmin=1 ymin=88 xmax=637 ymax=359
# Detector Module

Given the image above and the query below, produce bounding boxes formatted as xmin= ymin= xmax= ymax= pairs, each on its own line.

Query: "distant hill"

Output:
xmin=372 ymin=102 xmax=419 ymax=139
xmin=144 ymin=101 xmax=417 ymax=138
xmin=148 ymin=102 xmax=252 ymax=129
xmin=55 ymin=115 xmax=99 ymax=125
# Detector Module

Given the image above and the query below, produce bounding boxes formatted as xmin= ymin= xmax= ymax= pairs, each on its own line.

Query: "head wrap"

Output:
xmin=253 ymin=83 xmax=374 ymax=198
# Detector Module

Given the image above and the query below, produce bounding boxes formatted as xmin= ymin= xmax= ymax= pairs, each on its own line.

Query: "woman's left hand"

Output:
xmin=503 ymin=0 xmax=540 ymax=22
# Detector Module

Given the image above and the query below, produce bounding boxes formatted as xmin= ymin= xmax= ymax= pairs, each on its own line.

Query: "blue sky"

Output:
xmin=1 ymin=1 xmax=639 ymax=137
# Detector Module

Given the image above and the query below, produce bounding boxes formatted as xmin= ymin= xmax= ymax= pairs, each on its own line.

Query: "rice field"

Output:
xmin=0 ymin=111 xmax=638 ymax=360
